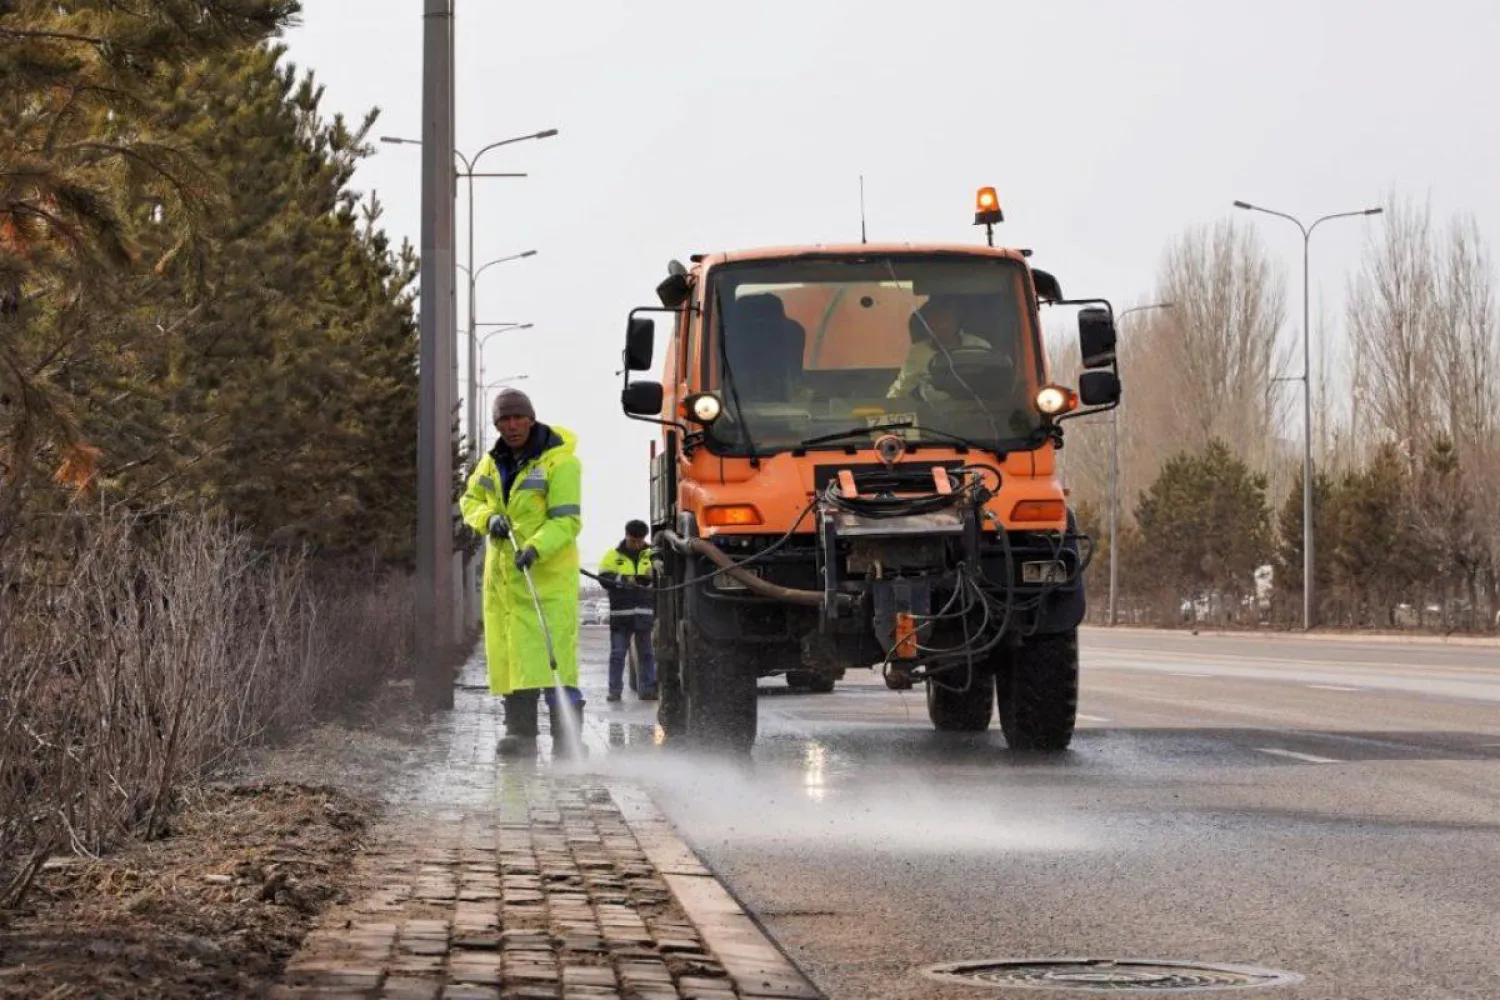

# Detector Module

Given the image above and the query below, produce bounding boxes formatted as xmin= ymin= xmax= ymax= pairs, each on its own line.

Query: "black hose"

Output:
xmin=579 ymin=496 xmax=819 ymax=596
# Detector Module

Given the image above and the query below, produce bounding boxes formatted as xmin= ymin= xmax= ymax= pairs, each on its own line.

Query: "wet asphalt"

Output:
xmin=572 ymin=627 xmax=1500 ymax=1000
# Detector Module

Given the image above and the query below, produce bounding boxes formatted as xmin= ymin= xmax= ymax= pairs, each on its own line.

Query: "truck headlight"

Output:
xmin=1035 ymin=385 xmax=1076 ymax=416
xmin=686 ymin=392 xmax=722 ymax=423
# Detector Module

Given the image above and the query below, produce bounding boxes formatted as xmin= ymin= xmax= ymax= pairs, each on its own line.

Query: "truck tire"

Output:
xmin=925 ymin=668 xmax=994 ymax=731
xmin=654 ymin=618 xmax=685 ymax=737
xmin=996 ymin=630 xmax=1078 ymax=751
xmin=682 ymin=623 xmax=757 ymax=752
xmin=786 ymin=670 xmax=836 ymax=694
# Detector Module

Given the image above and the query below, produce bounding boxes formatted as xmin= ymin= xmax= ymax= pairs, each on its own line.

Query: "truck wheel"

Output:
xmin=925 ymin=668 xmax=994 ymax=731
xmin=785 ymin=670 xmax=835 ymax=693
xmin=682 ymin=624 xmax=757 ymax=752
xmin=996 ymin=630 xmax=1078 ymax=751
xmin=654 ymin=620 xmax=685 ymax=737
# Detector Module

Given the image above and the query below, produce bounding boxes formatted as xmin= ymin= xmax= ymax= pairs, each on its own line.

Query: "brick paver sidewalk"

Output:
xmin=274 ymin=637 xmax=817 ymax=1000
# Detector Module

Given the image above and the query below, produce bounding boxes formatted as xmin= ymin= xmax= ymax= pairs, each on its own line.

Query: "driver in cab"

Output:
xmin=886 ymin=294 xmax=992 ymax=402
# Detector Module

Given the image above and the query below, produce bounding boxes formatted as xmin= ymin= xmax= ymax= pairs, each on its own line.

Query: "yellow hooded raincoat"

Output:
xmin=459 ymin=424 xmax=582 ymax=695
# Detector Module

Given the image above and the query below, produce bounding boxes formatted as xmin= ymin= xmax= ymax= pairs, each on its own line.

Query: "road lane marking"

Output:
xmin=1255 ymin=747 xmax=1340 ymax=764
xmin=1077 ymin=714 xmax=1110 ymax=723
xmin=1306 ymin=684 xmax=1362 ymax=692
xmin=1168 ymin=671 xmax=1211 ymax=678
xmin=1087 ymin=644 xmax=1500 ymax=677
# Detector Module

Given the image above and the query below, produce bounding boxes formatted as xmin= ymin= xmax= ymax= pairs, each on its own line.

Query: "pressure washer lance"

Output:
xmin=492 ymin=515 xmax=559 ymax=673
xmin=520 ymin=560 xmax=559 ymax=674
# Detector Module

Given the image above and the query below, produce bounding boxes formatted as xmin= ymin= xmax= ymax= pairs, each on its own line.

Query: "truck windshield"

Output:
xmin=704 ymin=255 xmax=1045 ymax=455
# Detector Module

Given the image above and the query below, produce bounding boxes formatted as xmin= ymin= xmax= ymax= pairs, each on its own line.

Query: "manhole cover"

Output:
xmin=923 ymin=958 xmax=1303 ymax=992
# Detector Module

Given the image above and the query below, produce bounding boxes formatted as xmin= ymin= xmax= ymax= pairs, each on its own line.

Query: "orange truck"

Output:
xmin=618 ymin=188 xmax=1121 ymax=752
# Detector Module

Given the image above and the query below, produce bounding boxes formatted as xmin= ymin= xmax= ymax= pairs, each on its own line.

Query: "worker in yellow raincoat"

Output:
xmin=460 ymin=388 xmax=583 ymax=757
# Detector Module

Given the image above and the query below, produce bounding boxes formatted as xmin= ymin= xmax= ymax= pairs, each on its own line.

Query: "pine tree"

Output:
xmin=102 ymin=44 xmax=420 ymax=563
xmin=1328 ymin=444 xmax=1426 ymax=626
xmin=1134 ymin=440 xmax=1272 ymax=618
xmin=1275 ymin=469 xmax=1339 ymax=622
xmin=1 ymin=0 xmax=299 ymax=534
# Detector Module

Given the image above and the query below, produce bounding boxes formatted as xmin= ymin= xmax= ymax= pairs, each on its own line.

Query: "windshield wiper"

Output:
xmin=797 ymin=422 xmax=992 ymax=452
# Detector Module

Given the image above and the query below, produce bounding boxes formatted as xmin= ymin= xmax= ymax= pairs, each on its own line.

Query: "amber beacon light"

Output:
xmin=974 ymin=186 xmax=1004 ymax=245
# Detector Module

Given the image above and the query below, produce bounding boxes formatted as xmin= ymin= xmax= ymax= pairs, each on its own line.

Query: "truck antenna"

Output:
xmin=859 ymin=175 xmax=868 ymax=244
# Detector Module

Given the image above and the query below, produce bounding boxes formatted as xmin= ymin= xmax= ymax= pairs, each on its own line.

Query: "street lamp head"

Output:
xmin=1232 ymin=200 xmax=1253 ymax=210
xmin=520 ymin=250 xmax=538 ymax=259
xmin=1364 ymin=207 xmax=1384 ymax=216
xmin=534 ymin=129 xmax=559 ymax=139
xmin=379 ymin=136 xmax=419 ymax=146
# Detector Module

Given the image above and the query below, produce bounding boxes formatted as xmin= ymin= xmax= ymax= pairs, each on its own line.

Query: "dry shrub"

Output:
xmin=0 ymin=511 xmax=411 ymax=908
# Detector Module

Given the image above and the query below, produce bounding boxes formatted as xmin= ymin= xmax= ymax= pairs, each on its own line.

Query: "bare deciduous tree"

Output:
xmin=1347 ymin=197 xmax=1440 ymax=454
xmin=1435 ymin=216 xmax=1498 ymax=454
xmin=1124 ymin=221 xmax=1290 ymax=488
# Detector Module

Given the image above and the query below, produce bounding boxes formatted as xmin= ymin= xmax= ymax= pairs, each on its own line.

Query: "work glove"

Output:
xmin=514 ymin=546 xmax=539 ymax=571
xmin=487 ymin=515 xmax=509 ymax=540
xmin=597 ymin=571 xmax=620 ymax=590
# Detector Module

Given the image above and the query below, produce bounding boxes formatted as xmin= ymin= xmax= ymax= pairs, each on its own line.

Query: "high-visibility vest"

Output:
xmin=598 ymin=543 xmax=653 ymax=625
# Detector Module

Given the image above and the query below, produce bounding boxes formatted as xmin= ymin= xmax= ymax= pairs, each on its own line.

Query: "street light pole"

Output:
xmin=382 ymin=130 xmax=554 ymax=635
xmin=454 ymin=133 xmax=554 ymax=461
xmin=1233 ymin=200 xmax=1383 ymax=631
xmin=458 ymin=254 xmax=535 ymax=443
xmin=379 ymin=130 xmax=552 ymax=450
xmin=475 ymin=322 xmax=534 ymax=384
xmin=1108 ymin=302 xmax=1175 ymax=626
xmin=415 ymin=0 xmax=456 ymax=709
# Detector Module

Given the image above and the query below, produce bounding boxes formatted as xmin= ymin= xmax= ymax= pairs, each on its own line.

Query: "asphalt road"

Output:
xmin=574 ymin=626 xmax=1500 ymax=1000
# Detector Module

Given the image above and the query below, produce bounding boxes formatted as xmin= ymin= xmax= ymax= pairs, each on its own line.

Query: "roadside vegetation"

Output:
xmin=1058 ymin=207 xmax=1500 ymax=632
xmin=2 ymin=0 xmax=422 ymax=914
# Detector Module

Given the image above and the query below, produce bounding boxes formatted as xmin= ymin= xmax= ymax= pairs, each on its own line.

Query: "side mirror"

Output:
xmin=1032 ymin=269 xmax=1064 ymax=303
xmin=622 ymin=381 xmax=664 ymax=416
xmin=656 ymin=273 xmax=691 ymax=308
xmin=1078 ymin=370 xmax=1121 ymax=407
xmin=1078 ymin=307 xmax=1117 ymax=369
xmin=624 ymin=317 xmax=655 ymax=371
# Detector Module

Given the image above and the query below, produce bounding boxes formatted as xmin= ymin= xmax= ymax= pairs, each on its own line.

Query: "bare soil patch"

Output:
xmin=0 ymin=677 xmax=432 ymax=999
xmin=0 ymin=781 xmax=371 ymax=999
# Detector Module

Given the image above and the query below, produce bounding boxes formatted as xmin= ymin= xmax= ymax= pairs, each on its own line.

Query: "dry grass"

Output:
xmin=0 ymin=512 xmax=412 ymax=909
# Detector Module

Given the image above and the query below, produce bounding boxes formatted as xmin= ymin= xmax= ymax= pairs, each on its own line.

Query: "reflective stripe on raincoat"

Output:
xmin=459 ymin=425 xmax=582 ymax=695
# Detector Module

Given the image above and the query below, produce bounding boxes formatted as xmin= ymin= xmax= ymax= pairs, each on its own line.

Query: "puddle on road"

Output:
xmin=556 ymin=721 xmax=1098 ymax=855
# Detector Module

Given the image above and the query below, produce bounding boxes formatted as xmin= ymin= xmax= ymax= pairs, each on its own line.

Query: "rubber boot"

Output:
xmin=495 ymin=734 xmax=538 ymax=758
xmin=497 ymin=691 xmax=540 ymax=758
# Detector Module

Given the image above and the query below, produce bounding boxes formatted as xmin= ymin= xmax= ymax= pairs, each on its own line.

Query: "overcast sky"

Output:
xmin=283 ymin=0 xmax=1500 ymax=561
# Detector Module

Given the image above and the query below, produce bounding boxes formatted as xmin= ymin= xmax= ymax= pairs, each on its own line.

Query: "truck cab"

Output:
xmin=619 ymin=190 xmax=1121 ymax=753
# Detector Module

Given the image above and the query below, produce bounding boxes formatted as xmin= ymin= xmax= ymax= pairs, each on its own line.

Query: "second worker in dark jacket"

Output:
xmin=596 ymin=519 xmax=658 ymax=701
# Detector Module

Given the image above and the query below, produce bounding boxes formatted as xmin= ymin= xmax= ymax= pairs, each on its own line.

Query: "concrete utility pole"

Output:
xmin=416 ymin=0 xmax=456 ymax=710
xmin=1234 ymin=199 xmax=1382 ymax=631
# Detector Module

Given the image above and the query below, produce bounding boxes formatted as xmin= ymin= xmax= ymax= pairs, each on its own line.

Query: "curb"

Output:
xmin=610 ymin=783 xmax=825 ymax=1000
xmin=1083 ymin=624 xmax=1500 ymax=648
